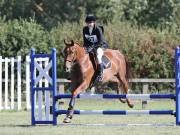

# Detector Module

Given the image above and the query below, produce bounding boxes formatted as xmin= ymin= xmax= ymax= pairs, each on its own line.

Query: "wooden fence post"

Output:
xmin=91 ymin=87 xmax=95 ymax=94
xmin=142 ymin=84 xmax=148 ymax=109
xmin=58 ymin=82 xmax=65 ymax=104
xmin=59 ymin=83 xmax=64 ymax=94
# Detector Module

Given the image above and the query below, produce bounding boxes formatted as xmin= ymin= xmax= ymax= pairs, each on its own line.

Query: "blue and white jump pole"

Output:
xmin=31 ymin=47 xmax=180 ymax=125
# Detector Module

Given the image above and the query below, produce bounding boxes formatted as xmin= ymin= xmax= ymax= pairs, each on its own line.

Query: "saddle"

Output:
xmin=89 ymin=52 xmax=111 ymax=87
xmin=101 ymin=55 xmax=111 ymax=69
xmin=89 ymin=52 xmax=111 ymax=70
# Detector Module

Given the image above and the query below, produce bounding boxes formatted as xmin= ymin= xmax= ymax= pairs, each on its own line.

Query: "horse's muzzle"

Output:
xmin=63 ymin=65 xmax=71 ymax=73
xmin=65 ymin=67 xmax=71 ymax=73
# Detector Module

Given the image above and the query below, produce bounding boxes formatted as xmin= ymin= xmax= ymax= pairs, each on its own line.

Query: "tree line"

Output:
xmin=0 ymin=0 xmax=180 ymax=79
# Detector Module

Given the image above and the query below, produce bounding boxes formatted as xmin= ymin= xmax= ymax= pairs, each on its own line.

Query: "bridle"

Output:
xmin=65 ymin=47 xmax=77 ymax=65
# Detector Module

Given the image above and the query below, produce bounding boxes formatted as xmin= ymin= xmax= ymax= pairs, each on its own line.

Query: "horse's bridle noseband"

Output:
xmin=65 ymin=48 xmax=77 ymax=65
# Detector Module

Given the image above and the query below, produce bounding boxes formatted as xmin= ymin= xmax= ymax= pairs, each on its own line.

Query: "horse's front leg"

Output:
xmin=63 ymin=95 xmax=76 ymax=123
xmin=63 ymin=80 xmax=89 ymax=123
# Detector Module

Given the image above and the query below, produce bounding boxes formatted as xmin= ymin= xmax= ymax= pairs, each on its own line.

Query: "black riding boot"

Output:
xmin=97 ymin=63 xmax=103 ymax=82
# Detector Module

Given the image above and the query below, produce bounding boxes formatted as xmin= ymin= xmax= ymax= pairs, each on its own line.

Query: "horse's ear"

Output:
xmin=64 ymin=39 xmax=68 ymax=46
xmin=64 ymin=39 xmax=74 ymax=46
xmin=71 ymin=40 xmax=74 ymax=46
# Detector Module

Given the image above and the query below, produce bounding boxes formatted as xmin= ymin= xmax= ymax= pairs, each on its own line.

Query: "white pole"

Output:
xmin=5 ymin=58 xmax=9 ymax=109
xmin=34 ymin=59 xmax=37 ymax=110
xmin=38 ymin=61 xmax=43 ymax=120
xmin=45 ymin=59 xmax=50 ymax=120
xmin=10 ymin=57 xmax=15 ymax=109
xmin=17 ymin=56 xmax=21 ymax=110
xmin=0 ymin=56 xmax=2 ymax=110
xmin=26 ymin=56 xmax=31 ymax=110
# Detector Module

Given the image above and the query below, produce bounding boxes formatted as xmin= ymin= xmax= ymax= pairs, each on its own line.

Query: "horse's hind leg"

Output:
xmin=119 ymin=76 xmax=134 ymax=108
xmin=117 ymin=83 xmax=126 ymax=103
xmin=110 ymin=76 xmax=126 ymax=103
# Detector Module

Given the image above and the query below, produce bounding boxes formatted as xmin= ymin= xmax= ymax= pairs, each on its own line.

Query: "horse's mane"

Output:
xmin=66 ymin=41 xmax=83 ymax=80
xmin=74 ymin=42 xmax=83 ymax=47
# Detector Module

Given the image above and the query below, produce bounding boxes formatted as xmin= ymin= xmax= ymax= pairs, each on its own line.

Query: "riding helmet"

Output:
xmin=85 ymin=14 xmax=96 ymax=23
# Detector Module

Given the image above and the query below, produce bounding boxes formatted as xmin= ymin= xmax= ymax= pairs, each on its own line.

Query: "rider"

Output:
xmin=83 ymin=14 xmax=109 ymax=82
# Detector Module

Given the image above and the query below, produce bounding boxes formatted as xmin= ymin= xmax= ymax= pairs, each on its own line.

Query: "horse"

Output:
xmin=61 ymin=40 xmax=134 ymax=123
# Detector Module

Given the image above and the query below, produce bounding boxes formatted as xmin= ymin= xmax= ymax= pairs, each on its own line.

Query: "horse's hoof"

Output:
xmin=119 ymin=98 xmax=126 ymax=103
xmin=128 ymin=103 xmax=134 ymax=108
xmin=63 ymin=117 xmax=71 ymax=123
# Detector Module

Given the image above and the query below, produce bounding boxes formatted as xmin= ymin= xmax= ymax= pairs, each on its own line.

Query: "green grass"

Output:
xmin=0 ymin=99 xmax=180 ymax=135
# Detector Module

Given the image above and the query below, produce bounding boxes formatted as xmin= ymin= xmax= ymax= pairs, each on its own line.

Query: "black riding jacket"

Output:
xmin=83 ymin=25 xmax=108 ymax=49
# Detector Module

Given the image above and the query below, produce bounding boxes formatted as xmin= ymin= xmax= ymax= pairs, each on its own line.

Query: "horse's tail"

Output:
xmin=125 ymin=57 xmax=132 ymax=81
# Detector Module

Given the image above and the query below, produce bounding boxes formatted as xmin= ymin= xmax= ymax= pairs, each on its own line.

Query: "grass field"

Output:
xmin=1 ymin=99 xmax=180 ymax=135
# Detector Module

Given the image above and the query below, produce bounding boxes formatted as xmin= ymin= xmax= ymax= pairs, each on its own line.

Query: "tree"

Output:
xmin=0 ymin=0 xmax=115 ymax=29
xmin=0 ymin=0 xmax=33 ymax=20
xmin=114 ymin=0 xmax=177 ymax=29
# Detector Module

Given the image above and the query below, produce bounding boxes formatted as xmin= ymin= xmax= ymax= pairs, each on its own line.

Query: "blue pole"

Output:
xmin=176 ymin=47 xmax=180 ymax=125
xmin=54 ymin=94 xmax=175 ymax=99
xmin=55 ymin=110 xmax=174 ymax=115
xmin=52 ymin=48 xmax=57 ymax=125
xmin=31 ymin=48 xmax=35 ymax=125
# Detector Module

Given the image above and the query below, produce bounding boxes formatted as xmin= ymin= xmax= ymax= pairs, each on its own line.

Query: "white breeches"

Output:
xmin=97 ymin=47 xmax=104 ymax=64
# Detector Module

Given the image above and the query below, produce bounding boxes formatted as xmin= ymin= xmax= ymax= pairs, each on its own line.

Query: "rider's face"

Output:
xmin=86 ymin=21 xmax=95 ymax=28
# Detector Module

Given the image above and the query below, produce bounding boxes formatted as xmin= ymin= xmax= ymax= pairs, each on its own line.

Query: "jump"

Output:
xmin=62 ymin=40 xmax=134 ymax=123
xmin=30 ymin=47 xmax=180 ymax=126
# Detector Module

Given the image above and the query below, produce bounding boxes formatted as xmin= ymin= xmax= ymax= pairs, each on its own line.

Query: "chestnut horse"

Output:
xmin=62 ymin=40 xmax=134 ymax=123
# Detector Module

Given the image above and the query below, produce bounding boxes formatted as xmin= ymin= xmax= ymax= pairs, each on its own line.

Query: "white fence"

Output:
xmin=0 ymin=55 xmax=176 ymax=111
xmin=0 ymin=56 xmax=51 ymax=111
xmin=0 ymin=56 xmax=22 ymax=110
